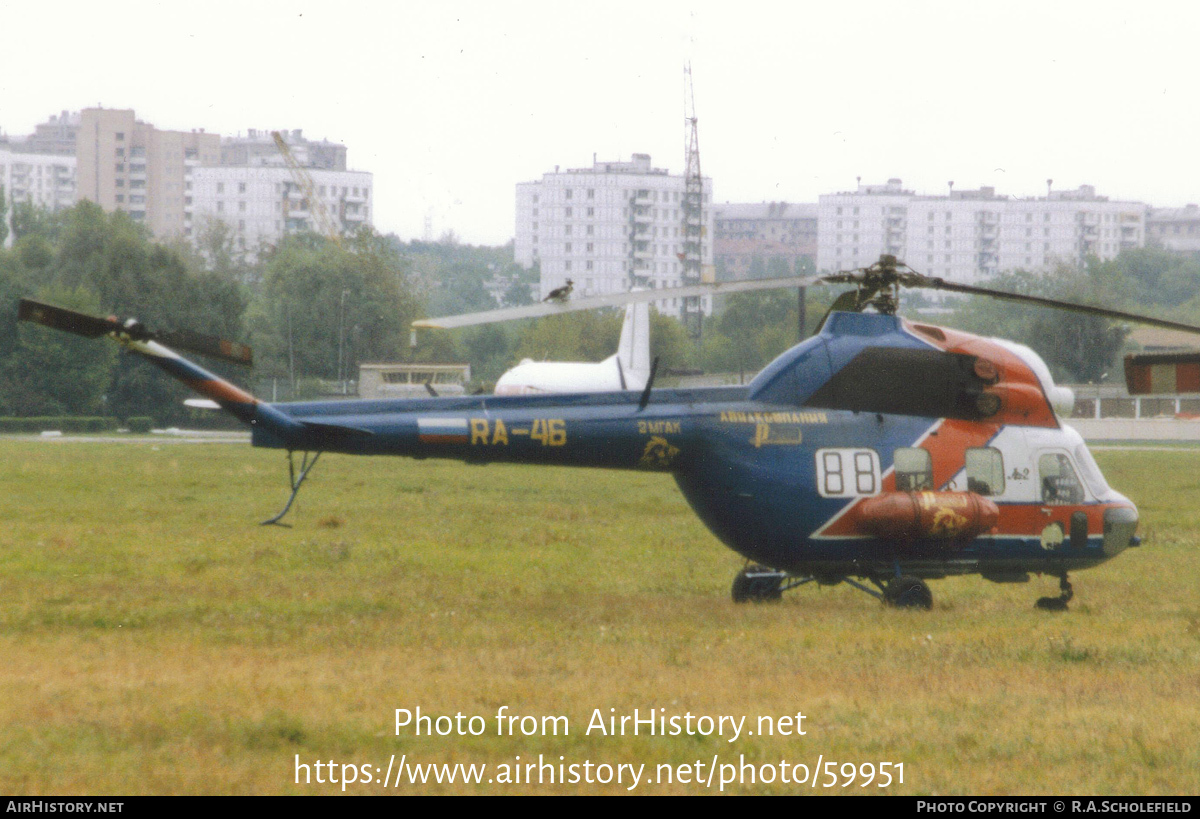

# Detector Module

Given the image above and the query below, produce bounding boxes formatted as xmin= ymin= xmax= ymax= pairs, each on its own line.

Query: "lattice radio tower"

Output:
xmin=681 ymin=63 xmax=705 ymax=339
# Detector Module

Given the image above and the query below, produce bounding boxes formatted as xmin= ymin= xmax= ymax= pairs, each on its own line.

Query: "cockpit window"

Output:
xmin=1039 ymin=453 xmax=1085 ymax=505
xmin=894 ymin=447 xmax=933 ymax=490
xmin=1073 ymin=444 xmax=1111 ymax=498
xmin=965 ymin=447 xmax=1005 ymax=496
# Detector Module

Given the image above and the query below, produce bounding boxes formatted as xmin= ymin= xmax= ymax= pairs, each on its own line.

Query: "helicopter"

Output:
xmin=18 ymin=255 xmax=1200 ymax=611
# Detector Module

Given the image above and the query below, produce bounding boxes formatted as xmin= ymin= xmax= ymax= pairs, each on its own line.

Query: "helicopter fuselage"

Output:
xmin=209 ymin=311 xmax=1138 ymax=585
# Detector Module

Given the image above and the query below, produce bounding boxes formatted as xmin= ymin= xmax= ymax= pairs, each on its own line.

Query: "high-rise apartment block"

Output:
xmin=75 ymin=108 xmax=221 ymax=240
xmin=70 ymin=109 xmax=370 ymax=251
xmin=1146 ymin=205 xmax=1200 ymax=256
xmin=189 ymin=163 xmax=372 ymax=255
xmin=713 ymin=202 xmax=817 ymax=279
xmin=515 ymin=154 xmax=714 ymax=318
xmin=817 ymin=178 xmax=1146 ymax=282
xmin=220 ymin=129 xmax=347 ymax=170
xmin=1 ymin=111 xmax=80 ymax=243
xmin=4 ymin=110 xmax=81 ymax=156
xmin=0 ymin=149 xmax=75 ymax=230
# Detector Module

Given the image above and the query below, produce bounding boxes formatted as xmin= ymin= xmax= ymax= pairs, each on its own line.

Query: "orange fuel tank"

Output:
xmin=855 ymin=491 xmax=999 ymax=543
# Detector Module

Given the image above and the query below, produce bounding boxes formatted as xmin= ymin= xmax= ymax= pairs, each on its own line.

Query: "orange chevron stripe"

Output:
xmin=183 ymin=377 xmax=257 ymax=407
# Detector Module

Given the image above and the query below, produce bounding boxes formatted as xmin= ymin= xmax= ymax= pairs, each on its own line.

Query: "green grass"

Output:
xmin=1091 ymin=441 xmax=1200 ymax=450
xmin=0 ymin=442 xmax=1197 ymax=794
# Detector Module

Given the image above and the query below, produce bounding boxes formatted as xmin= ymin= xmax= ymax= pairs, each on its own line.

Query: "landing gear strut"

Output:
xmin=261 ymin=450 xmax=322 ymax=526
xmin=732 ymin=564 xmax=784 ymax=602
xmin=1035 ymin=574 xmax=1074 ymax=611
xmin=729 ymin=564 xmax=934 ymax=609
xmin=844 ymin=574 xmax=934 ymax=609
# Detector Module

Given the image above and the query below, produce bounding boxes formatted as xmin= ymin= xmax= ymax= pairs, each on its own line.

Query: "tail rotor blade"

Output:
xmin=18 ymin=298 xmax=254 ymax=366
xmin=18 ymin=299 xmax=120 ymax=338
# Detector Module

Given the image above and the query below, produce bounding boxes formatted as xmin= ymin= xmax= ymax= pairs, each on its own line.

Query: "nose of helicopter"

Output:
xmin=1102 ymin=503 xmax=1140 ymax=556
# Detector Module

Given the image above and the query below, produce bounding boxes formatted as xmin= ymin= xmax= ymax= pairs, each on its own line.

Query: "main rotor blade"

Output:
xmin=412 ymin=274 xmax=823 ymax=330
xmin=18 ymin=299 xmax=121 ymax=338
xmin=925 ymin=279 xmax=1200 ymax=336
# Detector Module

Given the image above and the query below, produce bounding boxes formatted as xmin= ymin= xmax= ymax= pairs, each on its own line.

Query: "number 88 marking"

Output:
xmin=816 ymin=448 xmax=881 ymax=498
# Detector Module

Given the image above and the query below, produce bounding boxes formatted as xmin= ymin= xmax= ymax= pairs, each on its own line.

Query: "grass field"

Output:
xmin=0 ymin=439 xmax=1198 ymax=795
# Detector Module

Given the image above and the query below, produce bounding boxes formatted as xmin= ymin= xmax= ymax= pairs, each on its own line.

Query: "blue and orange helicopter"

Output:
xmin=17 ymin=255 xmax=1196 ymax=610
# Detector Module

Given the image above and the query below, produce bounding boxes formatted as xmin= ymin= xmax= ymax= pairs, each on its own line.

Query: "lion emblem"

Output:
xmin=638 ymin=436 xmax=680 ymax=469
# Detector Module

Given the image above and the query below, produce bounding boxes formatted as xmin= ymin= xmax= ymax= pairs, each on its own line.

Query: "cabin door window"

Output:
xmin=965 ymin=447 xmax=1005 ymax=497
xmin=893 ymin=447 xmax=933 ymax=491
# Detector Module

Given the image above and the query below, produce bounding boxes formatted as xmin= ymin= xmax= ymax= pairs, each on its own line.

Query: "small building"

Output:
xmin=358 ymin=363 xmax=471 ymax=399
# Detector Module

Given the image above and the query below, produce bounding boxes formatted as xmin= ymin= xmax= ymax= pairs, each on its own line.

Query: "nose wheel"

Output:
xmin=1035 ymin=575 xmax=1074 ymax=611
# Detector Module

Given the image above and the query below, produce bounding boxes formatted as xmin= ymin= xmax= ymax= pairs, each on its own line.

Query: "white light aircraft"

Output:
xmin=494 ymin=300 xmax=651 ymax=395
xmin=411 ymin=275 xmax=816 ymax=395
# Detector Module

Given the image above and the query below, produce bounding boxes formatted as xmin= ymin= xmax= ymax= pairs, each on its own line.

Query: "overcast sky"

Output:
xmin=3 ymin=1 xmax=1199 ymax=245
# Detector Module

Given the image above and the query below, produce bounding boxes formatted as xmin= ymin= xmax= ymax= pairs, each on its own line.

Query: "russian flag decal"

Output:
xmin=417 ymin=417 xmax=469 ymax=444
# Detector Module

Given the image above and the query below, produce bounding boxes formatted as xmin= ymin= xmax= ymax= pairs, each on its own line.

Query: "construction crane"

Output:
xmin=271 ymin=130 xmax=342 ymax=244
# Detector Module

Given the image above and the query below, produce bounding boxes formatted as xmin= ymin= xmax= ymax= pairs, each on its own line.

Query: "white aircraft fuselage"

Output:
xmin=494 ymin=301 xmax=651 ymax=395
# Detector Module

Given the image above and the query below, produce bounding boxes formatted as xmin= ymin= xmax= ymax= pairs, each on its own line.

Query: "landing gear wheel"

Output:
xmin=1036 ymin=575 xmax=1074 ymax=611
xmin=884 ymin=575 xmax=933 ymax=610
xmin=731 ymin=564 xmax=785 ymax=603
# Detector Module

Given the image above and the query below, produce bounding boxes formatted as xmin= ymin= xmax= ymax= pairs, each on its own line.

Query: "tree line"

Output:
xmin=0 ymin=201 xmax=534 ymax=423
xmin=1 ymin=195 xmax=1197 ymax=424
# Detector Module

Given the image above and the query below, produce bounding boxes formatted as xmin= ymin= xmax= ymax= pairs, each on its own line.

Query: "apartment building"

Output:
xmin=75 ymin=107 xmax=221 ymax=240
xmin=515 ymin=153 xmax=714 ymax=318
xmin=713 ymin=201 xmax=817 ymax=279
xmin=0 ymin=148 xmax=75 ymax=243
xmin=70 ymin=109 xmax=371 ymax=252
xmin=221 ymin=129 xmax=347 ymax=170
xmin=13 ymin=110 xmax=79 ymax=156
xmin=1146 ymin=205 xmax=1200 ymax=256
xmin=817 ymin=179 xmax=1145 ymax=282
xmin=189 ymin=165 xmax=372 ymax=254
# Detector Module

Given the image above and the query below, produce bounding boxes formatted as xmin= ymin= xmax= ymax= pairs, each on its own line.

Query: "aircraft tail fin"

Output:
xmin=616 ymin=300 xmax=652 ymax=388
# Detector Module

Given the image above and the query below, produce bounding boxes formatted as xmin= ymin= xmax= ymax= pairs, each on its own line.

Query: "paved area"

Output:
xmin=2 ymin=430 xmax=250 ymax=444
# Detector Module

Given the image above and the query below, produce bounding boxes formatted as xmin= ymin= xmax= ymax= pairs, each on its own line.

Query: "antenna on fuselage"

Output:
xmin=637 ymin=357 xmax=661 ymax=412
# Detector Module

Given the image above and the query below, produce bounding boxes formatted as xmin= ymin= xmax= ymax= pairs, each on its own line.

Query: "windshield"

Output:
xmin=1073 ymin=444 xmax=1111 ymax=498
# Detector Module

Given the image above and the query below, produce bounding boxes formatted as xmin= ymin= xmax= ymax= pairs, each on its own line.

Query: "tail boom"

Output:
xmin=129 ymin=339 xmax=309 ymax=445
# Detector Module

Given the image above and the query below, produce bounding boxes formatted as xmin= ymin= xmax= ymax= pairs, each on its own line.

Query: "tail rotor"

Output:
xmin=18 ymin=299 xmax=252 ymax=366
